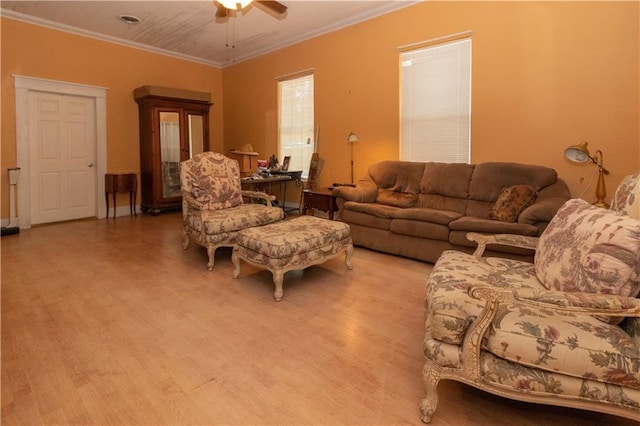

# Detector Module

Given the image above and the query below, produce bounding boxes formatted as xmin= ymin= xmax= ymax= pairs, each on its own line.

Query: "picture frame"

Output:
xmin=281 ymin=156 xmax=291 ymax=171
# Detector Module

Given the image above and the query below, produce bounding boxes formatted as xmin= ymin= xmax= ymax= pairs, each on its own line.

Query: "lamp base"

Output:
xmin=593 ymin=200 xmax=610 ymax=209
xmin=1 ymin=226 xmax=20 ymax=237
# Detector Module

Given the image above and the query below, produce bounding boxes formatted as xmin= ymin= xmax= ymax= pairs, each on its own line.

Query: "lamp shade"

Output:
xmin=347 ymin=132 xmax=359 ymax=143
xmin=564 ymin=141 xmax=590 ymax=163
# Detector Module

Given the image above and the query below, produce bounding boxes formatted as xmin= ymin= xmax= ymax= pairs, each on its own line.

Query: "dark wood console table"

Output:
xmin=105 ymin=173 xmax=137 ymax=219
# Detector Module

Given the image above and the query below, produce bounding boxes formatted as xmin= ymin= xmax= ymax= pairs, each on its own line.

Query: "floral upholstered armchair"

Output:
xmin=181 ymin=152 xmax=284 ymax=270
xmin=421 ymin=172 xmax=640 ymax=423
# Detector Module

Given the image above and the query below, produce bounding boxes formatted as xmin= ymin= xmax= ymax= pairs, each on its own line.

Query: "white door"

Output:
xmin=29 ymin=91 xmax=96 ymax=224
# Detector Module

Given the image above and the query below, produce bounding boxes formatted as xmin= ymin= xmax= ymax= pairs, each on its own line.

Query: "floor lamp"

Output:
xmin=348 ymin=132 xmax=359 ymax=184
xmin=564 ymin=141 xmax=610 ymax=208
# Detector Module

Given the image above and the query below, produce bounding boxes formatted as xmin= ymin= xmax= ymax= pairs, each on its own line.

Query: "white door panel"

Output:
xmin=30 ymin=92 xmax=96 ymax=224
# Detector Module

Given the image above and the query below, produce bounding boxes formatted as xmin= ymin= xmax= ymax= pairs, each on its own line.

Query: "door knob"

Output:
xmin=88 ymin=162 xmax=94 ymax=167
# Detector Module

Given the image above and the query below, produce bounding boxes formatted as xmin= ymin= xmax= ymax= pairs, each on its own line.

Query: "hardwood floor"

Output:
xmin=1 ymin=212 xmax=636 ymax=425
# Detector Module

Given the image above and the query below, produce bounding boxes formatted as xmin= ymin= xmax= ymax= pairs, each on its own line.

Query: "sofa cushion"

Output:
xmin=535 ymin=199 xmax=640 ymax=300
xmin=611 ymin=171 xmax=640 ymax=220
xmin=392 ymin=207 xmax=462 ymax=226
xmin=368 ymin=161 xmax=424 ymax=207
xmin=390 ymin=219 xmax=449 ymax=241
xmin=191 ymin=173 xmax=243 ymax=210
xmin=486 ymin=302 xmax=640 ymax=388
xmin=480 ymin=352 xmax=640 ymax=408
xmin=426 ymin=250 xmax=544 ymax=345
xmin=466 ymin=163 xmax=557 ymax=218
xmin=377 ymin=189 xmax=418 ymax=208
xmin=184 ymin=203 xmax=284 ymax=243
xmin=487 ymin=184 xmax=537 ymax=222
xmin=449 ymin=216 xmax=539 ymax=236
xmin=342 ymin=203 xmax=392 ymax=230
xmin=468 ymin=162 xmax=557 ymax=202
xmin=343 ymin=201 xmax=399 ymax=219
xmin=419 ymin=162 xmax=475 ymax=214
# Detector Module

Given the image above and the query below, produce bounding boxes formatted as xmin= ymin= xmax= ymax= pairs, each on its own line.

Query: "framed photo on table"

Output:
xmin=281 ymin=156 xmax=291 ymax=171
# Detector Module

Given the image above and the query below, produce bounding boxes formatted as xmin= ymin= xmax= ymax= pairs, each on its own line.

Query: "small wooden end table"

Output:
xmin=105 ymin=173 xmax=137 ymax=219
xmin=302 ymin=187 xmax=338 ymax=220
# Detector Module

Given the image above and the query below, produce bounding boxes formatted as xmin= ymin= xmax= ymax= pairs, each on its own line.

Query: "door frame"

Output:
xmin=13 ymin=75 xmax=108 ymax=228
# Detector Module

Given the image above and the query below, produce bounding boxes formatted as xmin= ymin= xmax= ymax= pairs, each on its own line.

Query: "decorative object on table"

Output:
xmin=281 ymin=156 xmax=291 ymax=172
xmin=1 ymin=167 xmax=21 ymax=236
xmin=229 ymin=148 xmax=259 ymax=177
xmin=564 ymin=141 xmax=610 ymax=208
xmin=306 ymin=125 xmax=323 ymax=190
xmin=268 ymin=154 xmax=281 ymax=172
xmin=347 ymin=132 xmax=359 ymax=184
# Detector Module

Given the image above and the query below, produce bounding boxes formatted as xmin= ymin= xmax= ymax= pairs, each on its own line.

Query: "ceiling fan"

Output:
xmin=215 ymin=0 xmax=288 ymax=19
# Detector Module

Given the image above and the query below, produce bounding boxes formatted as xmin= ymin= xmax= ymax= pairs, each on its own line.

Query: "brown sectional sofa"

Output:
xmin=332 ymin=161 xmax=571 ymax=263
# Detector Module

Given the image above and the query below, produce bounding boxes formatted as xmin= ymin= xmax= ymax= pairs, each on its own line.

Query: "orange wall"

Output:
xmin=1 ymin=17 xmax=224 ymax=218
xmin=222 ymin=1 xmax=639 ymax=203
xmin=2 ymin=1 xmax=639 ymax=221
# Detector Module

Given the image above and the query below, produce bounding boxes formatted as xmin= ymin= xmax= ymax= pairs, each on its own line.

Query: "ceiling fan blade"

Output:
xmin=214 ymin=1 xmax=229 ymax=18
xmin=256 ymin=1 xmax=287 ymax=16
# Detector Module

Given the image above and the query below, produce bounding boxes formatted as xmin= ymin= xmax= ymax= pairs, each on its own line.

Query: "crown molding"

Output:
xmin=1 ymin=8 xmax=224 ymax=68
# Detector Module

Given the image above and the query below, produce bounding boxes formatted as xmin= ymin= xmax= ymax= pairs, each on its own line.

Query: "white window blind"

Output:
xmin=400 ymin=38 xmax=471 ymax=163
xmin=278 ymin=73 xmax=314 ymax=178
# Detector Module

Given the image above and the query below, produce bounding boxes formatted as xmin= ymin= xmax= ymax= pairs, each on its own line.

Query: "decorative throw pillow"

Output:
xmin=611 ymin=171 xmax=640 ymax=220
xmin=535 ymin=199 xmax=640 ymax=323
xmin=191 ymin=174 xmax=243 ymax=210
xmin=487 ymin=184 xmax=537 ymax=223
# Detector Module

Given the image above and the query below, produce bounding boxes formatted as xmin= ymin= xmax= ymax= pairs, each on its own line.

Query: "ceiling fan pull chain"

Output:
xmin=225 ymin=19 xmax=236 ymax=49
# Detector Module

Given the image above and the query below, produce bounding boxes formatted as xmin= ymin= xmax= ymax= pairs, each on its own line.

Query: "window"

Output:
xmin=400 ymin=37 xmax=471 ymax=163
xmin=278 ymin=73 xmax=314 ymax=178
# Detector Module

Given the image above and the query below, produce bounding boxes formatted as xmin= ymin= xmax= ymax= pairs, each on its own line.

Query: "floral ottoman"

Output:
xmin=232 ymin=215 xmax=353 ymax=301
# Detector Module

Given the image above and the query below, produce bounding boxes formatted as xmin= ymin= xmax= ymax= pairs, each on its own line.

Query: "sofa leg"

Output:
xmin=420 ymin=362 xmax=440 ymax=423
xmin=207 ymin=246 xmax=216 ymax=270
xmin=182 ymin=231 xmax=190 ymax=250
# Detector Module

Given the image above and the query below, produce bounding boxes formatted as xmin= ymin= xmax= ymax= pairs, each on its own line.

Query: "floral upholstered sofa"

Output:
xmin=421 ymin=172 xmax=640 ymax=423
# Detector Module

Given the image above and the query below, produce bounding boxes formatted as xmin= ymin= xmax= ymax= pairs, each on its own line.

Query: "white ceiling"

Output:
xmin=1 ymin=0 xmax=417 ymax=67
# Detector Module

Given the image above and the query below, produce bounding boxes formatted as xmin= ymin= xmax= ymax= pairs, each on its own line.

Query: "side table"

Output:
xmin=302 ymin=187 xmax=338 ymax=220
xmin=105 ymin=173 xmax=137 ymax=219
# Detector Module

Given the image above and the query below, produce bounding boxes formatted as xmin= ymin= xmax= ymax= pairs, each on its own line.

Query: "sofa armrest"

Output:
xmin=182 ymin=191 xmax=207 ymax=211
xmin=182 ymin=190 xmax=276 ymax=213
xmin=332 ymin=178 xmax=378 ymax=203
xmin=467 ymin=232 xmax=539 ymax=257
xmin=518 ymin=196 xmax=568 ymax=226
xmin=511 ymin=288 xmax=640 ymax=318
xmin=241 ymin=190 xmax=275 ymax=207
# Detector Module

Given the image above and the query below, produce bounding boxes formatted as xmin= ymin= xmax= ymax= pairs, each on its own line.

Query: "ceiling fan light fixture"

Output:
xmin=218 ymin=0 xmax=253 ymax=11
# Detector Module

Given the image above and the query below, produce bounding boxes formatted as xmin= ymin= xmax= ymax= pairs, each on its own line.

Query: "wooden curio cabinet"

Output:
xmin=134 ymin=86 xmax=212 ymax=214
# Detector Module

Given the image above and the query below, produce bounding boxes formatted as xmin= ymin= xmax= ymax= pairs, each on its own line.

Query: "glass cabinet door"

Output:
xmin=159 ymin=111 xmax=182 ymax=199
